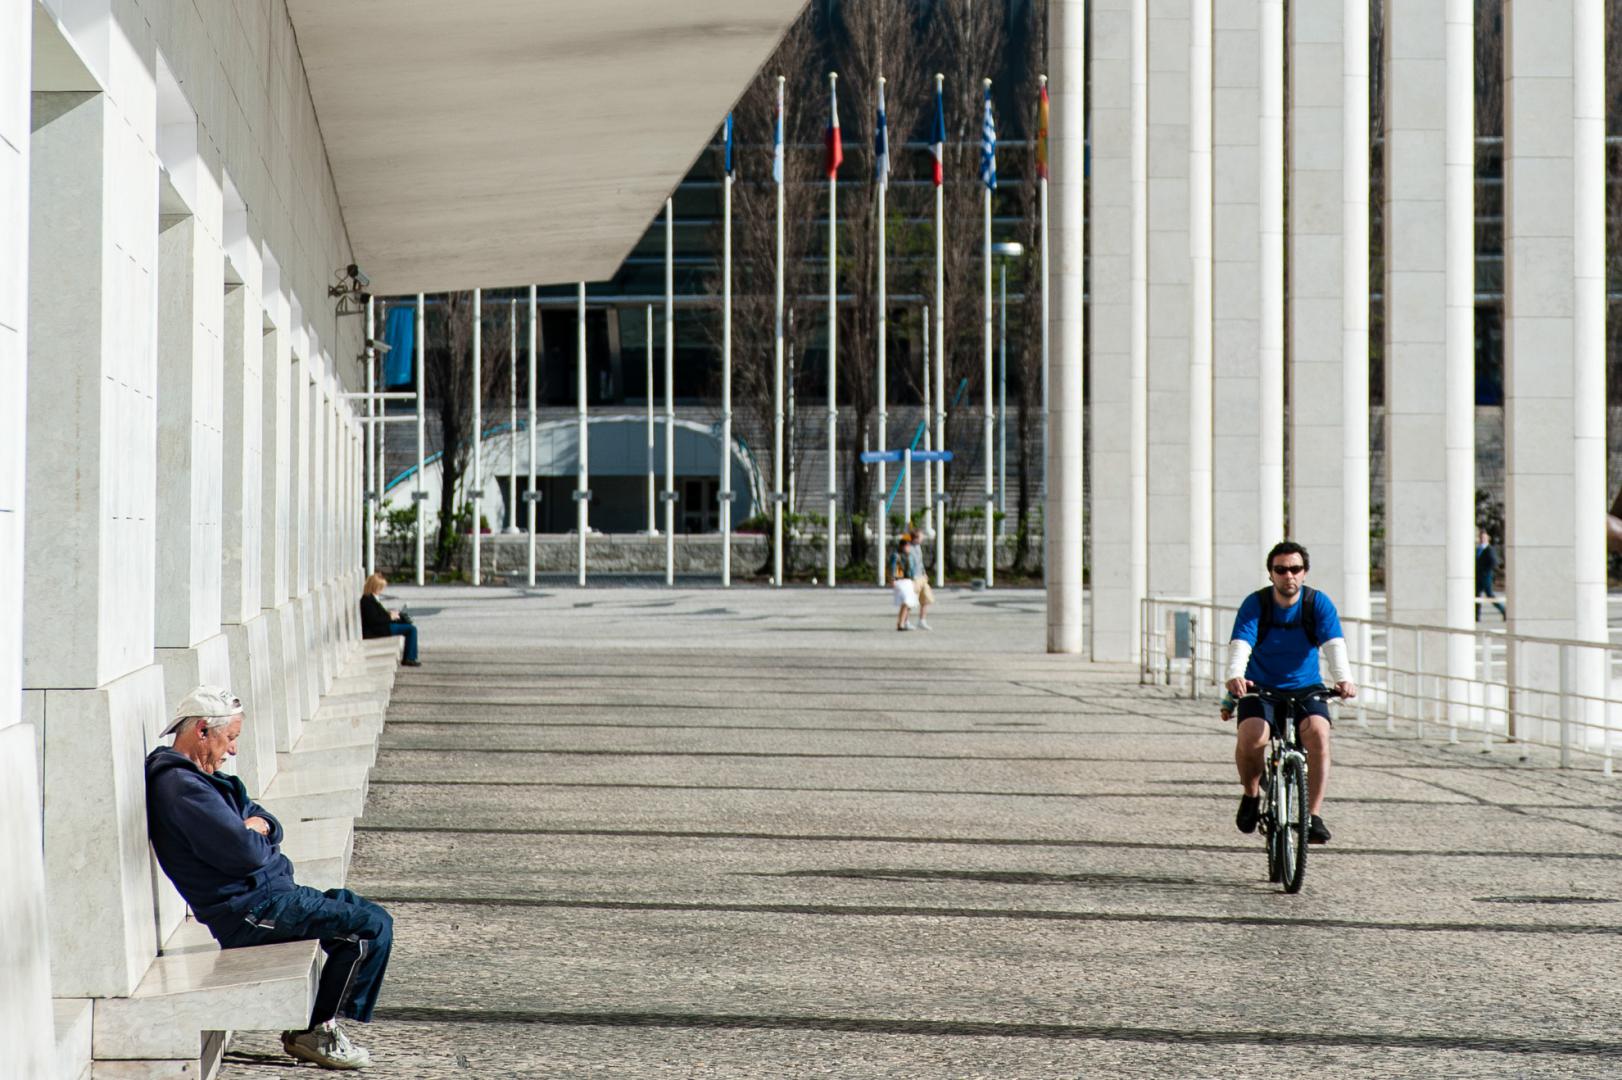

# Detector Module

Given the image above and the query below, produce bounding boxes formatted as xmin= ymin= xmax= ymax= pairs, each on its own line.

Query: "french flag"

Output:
xmin=930 ymin=79 xmax=946 ymax=187
xmin=825 ymin=73 xmax=843 ymax=179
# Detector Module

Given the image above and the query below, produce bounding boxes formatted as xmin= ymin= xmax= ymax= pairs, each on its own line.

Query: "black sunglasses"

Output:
xmin=1270 ymin=563 xmax=1306 ymax=575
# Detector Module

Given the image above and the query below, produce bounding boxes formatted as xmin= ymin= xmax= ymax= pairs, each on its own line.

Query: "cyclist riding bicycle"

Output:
xmin=1224 ymin=541 xmax=1357 ymax=845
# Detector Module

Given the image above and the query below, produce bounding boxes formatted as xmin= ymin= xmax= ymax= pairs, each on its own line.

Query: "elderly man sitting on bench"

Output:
xmin=145 ymin=685 xmax=392 ymax=1071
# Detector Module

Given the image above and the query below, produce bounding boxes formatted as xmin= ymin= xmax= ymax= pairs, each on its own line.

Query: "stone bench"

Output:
xmin=281 ymin=816 xmax=357 ymax=893
xmin=92 ymin=920 xmax=318 ymax=1067
xmin=54 ymin=998 xmax=91 ymax=1080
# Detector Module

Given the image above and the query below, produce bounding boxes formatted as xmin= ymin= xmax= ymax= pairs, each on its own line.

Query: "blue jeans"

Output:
xmin=389 ymin=622 xmax=418 ymax=662
xmin=217 ymin=887 xmax=393 ymax=1026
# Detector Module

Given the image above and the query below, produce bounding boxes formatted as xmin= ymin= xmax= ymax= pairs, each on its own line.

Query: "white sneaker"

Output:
xmin=918 ymin=619 xmax=932 ymax=631
xmin=283 ymin=1021 xmax=372 ymax=1070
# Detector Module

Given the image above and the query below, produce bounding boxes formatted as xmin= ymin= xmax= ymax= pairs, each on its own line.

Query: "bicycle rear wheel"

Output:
xmin=1279 ymin=756 xmax=1309 ymax=893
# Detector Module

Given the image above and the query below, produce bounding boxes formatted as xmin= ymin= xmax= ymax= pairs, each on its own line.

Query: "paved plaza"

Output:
xmin=222 ymin=586 xmax=1622 ymax=1078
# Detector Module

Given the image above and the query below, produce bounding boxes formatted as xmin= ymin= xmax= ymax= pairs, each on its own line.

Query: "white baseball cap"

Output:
xmin=161 ymin=685 xmax=244 ymax=737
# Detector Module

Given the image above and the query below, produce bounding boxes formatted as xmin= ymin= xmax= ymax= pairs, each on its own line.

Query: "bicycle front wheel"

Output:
xmin=1279 ymin=756 xmax=1309 ymax=894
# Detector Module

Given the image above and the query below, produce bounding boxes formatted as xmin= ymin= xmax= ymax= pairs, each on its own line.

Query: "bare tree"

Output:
xmin=427 ymin=291 xmax=513 ymax=571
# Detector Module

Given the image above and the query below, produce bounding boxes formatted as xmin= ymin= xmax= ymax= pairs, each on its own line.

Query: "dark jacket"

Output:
xmin=360 ymin=593 xmax=392 ymax=639
xmin=1475 ymin=544 xmax=1499 ymax=588
xmin=145 ymin=747 xmax=295 ymax=935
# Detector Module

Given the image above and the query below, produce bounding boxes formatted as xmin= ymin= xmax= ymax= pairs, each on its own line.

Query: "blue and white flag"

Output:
xmin=724 ymin=112 xmax=734 ymax=176
xmin=979 ymin=82 xmax=997 ymax=190
xmin=874 ymin=80 xmax=890 ymax=191
xmin=772 ymin=88 xmax=784 ymax=184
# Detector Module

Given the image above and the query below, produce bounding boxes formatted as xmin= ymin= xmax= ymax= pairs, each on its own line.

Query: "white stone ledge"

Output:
xmin=53 ymin=997 xmax=91 ymax=1080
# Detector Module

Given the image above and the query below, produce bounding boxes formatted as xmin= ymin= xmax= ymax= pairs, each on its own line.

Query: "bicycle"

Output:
xmin=1239 ymin=685 xmax=1338 ymax=894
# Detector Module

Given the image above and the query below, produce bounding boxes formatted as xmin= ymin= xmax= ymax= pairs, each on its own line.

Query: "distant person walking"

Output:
xmin=1475 ymin=529 xmax=1506 ymax=621
xmin=890 ymin=536 xmax=919 ymax=632
xmin=906 ymin=526 xmax=934 ymax=630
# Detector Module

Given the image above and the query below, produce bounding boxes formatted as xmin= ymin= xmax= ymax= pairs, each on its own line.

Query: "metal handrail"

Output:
xmin=1141 ymin=595 xmax=1620 ymax=774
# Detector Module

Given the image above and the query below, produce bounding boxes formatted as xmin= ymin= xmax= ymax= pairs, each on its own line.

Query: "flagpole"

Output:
xmin=826 ymin=70 xmax=840 ymax=589
xmin=646 ymin=304 xmax=656 ymax=535
xmin=982 ymin=77 xmax=995 ymax=589
xmin=1038 ymin=75 xmax=1050 ymax=589
xmin=472 ymin=287 xmax=483 ymax=586
xmin=721 ymin=115 xmax=734 ymax=588
xmin=527 ymin=285 xmax=537 ymax=587
xmin=773 ymin=76 xmax=786 ymax=588
xmin=507 ymin=298 xmax=519 ymax=533
xmin=365 ymin=296 xmax=375 ymax=578
xmin=414 ymin=292 xmax=425 ymax=586
xmin=664 ymin=197 xmax=676 ymax=586
xmin=875 ymin=76 xmax=889 ymax=588
xmin=576 ymin=281 xmax=588 ymax=586
xmin=933 ymin=73 xmax=947 ymax=589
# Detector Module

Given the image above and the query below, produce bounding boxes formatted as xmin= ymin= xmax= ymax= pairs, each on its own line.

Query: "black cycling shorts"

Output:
xmin=1236 ymin=687 xmax=1333 ymax=728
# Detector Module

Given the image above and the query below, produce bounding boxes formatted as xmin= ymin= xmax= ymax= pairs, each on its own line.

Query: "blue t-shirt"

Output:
xmin=1229 ymin=589 xmax=1344 ymax=690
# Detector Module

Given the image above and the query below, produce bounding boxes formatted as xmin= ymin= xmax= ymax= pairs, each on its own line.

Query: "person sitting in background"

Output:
xmin=146 ymin=686 xmax=392 ymax=1070
xmin=360 ymin=573 xmax=419 ymax=667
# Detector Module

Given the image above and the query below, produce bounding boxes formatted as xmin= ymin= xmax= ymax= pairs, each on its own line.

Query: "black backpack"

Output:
xmin=1253 ymin=586 xmax=1320 ymax=648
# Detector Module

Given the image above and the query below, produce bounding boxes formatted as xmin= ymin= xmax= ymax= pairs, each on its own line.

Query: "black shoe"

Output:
xmin=1235 ymin=795 xmax=1261 ymax=834
xmin=1308 ymin=815 xmax=1331 ymax=844
xmin=402 ymin=659 xmax=422 ymax=667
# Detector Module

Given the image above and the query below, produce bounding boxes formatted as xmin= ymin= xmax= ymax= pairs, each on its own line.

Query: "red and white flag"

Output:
xmin=825 ymin=74 xmax=844 ymax=178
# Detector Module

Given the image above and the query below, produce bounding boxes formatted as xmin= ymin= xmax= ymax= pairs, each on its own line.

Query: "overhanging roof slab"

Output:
xmin=287 ymin=1 xmax=806 ymax=295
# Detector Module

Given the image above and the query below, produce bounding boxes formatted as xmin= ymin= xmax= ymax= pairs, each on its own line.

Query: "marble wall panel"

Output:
xmin=223 ymin=282 xmax=265 ymax=623
xmin=39 ymin=665 xmax=165 ymax=997
xmin=226 ymin=613 xmax=279 ymax=795
xmin=155 ymin=213 xmax=225 ymax=648
xmin=262 ymin=323 xmax=291 ymax=608
xmin=0 ymin=0 xmax=26 ymax=734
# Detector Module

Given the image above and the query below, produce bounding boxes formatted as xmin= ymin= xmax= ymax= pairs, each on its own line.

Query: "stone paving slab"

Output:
xmin=221 ymin=586 xmax=1622 ymax=1079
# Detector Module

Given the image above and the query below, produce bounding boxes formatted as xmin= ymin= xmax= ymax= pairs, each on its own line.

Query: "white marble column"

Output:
xmin=25 ymin=83 xmax=167 ymax=997
xmin=1504 ymin=0 xmax=1607 ymax=719
xmin=260 ymin=277 xmax=302 ymax=749
xmin=1288 ymin=0 xmax=1348 ymax=598
xmin=1341 ymin=0 xmax=1373 ymax=628
xmin=1210 ymin=0 xmax=1272 ymax=601
xmin=0 ymin=3 xmax=56 ymax=1071
xmin=1088 ymin=0 xmax=1147 ymax=661
xmin=1146 ymin=0 xmax=1192 ymax=600
xmin=1187 ymin=0 xmax=1213 ymax=605
xmin=1046 ymin=0 xmax=1085 ymax=654
xmin=1385 ymin=0 xmax=1472 ymax=687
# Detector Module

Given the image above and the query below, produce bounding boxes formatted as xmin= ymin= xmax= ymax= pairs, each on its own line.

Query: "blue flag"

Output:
xmin=875 ymin=81 xmax=890 ymax=191
xmin=979 ymin=83 xmax=997 ymax=191
xmin=772 ymin=90 xmax=784 ymax=184
xmin=724 ymin=112 xmax=734 ymax=176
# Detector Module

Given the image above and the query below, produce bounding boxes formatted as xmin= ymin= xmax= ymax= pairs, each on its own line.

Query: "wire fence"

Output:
xmin=1141 ymin=596 xmax=1620 ymax=775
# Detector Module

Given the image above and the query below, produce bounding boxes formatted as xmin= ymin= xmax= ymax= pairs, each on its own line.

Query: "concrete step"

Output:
xmin=53 ymin=998 xmax=91 ymax=1080
xmin=259 ymin=763 xmax=370 ymax=821
xmin=281 ymin=817 xmax=355 ymax=893
xmin=278 ymin=712 xmax=383 ymax=774
xmin=92 ymin=932 xmax=317 ymax=1061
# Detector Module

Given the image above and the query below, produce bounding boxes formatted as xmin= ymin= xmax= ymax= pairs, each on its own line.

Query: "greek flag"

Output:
xmin=979 ymin=82 xmax=997 ymax=190
xmin=874 ymin=81 xmax=890 ymax=191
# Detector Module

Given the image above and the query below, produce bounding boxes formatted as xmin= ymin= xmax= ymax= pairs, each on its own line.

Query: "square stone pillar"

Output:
xmin=1383 ymin=0 xmax=1446 ymax=630
xmin=1385 ymin=0 xmax=1474 ymax=695
xmin=1504 ymin=0 xmax=1608 ymax=725
xmin=26 ymin=85 xmax=167 ymax=997
xmin=1146 ymin=0 xmax=1191 ymax=599
xmin=222 ymin=276 xmax=263 ymax=626
xmin=1288 ymin=3 xmax=1346 ymax=598
xmin=1088 ymin=0 xmax=1147 ymax=662
xmin=0 ymin=7 xmax=57 ymax=1073
xmin=1210 ymin=0 xmax=1270 ymax=602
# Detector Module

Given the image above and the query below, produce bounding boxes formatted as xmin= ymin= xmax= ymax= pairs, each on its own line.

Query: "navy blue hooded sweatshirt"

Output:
xmin=145 ymin=746 xmax=296 ymax=936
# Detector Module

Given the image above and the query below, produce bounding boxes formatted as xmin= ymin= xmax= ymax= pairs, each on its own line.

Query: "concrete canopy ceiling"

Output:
xmin=286 ymin=1 xmax=808 ymax=295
